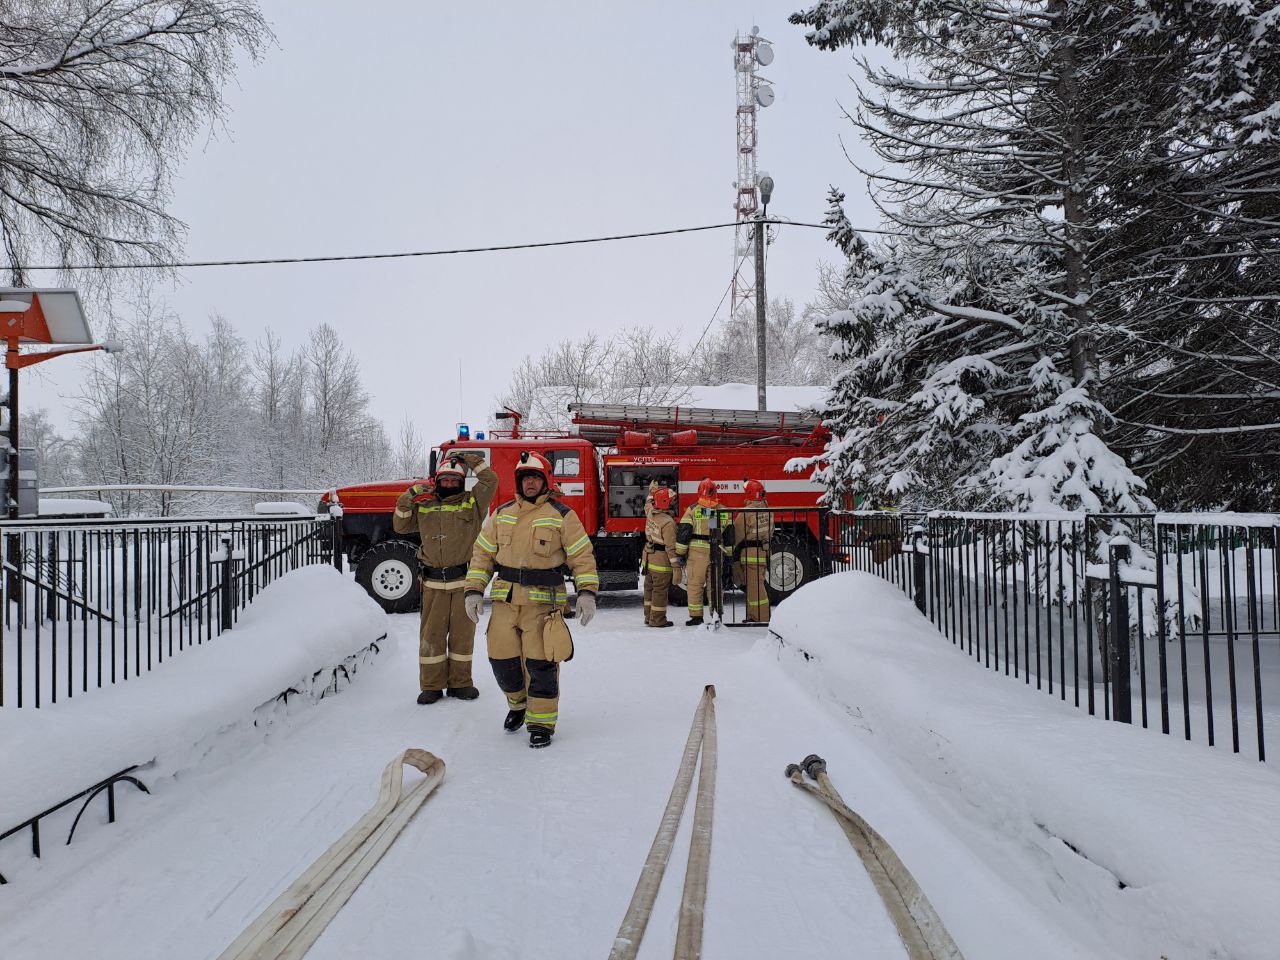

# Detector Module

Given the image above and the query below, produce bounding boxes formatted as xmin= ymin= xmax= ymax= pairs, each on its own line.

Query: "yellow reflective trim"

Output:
xmin=418 ymin=498 xmax=476 ymax=514
xmin=394 ymin=507 xmax=412 ymax=518
xmin=476 ymin=533 xmax=497 ymax=552
xmin=532 ymin=517 xmax=563 ymax=527
xmin=448 ymin=653 xmax=473 ymax=661
xmin=565 ymin=535 xmax=591 ymax=555
xmin=419 ymin=654 xmax=447 ymax=664
xmin=496 ymin=514 xmax=518 ymax=524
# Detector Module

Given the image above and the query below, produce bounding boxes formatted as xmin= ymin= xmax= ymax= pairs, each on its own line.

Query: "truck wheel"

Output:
xmin=766 ymin=532 xmax=817 ymax=605
xmin=355 ymin=540 xmax=421 ymax=614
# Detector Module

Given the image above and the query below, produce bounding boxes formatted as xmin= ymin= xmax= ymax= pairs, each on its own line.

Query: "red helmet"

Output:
xmin=652 ymin=487 xmax=674 ymax=511
xmin=697 ymin=478 xmax=718 ymax=500
xmin=744 ymin=478 xmax=766 ymax=501
xmin=515 ymin=450 xmax=552 ymax=484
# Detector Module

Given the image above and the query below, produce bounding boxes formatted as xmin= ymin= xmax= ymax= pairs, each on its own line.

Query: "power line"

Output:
xmin=689 ymin=252 xmax=750 ymax=362
xmin=17 ymin=219 xmax=845 ymax=272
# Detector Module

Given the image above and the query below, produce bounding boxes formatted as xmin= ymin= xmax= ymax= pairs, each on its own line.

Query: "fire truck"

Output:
xmin=321 ymin=402 xmax=833 ymax=613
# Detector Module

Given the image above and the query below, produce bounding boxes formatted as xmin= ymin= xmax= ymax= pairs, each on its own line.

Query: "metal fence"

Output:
xmin=822 ymin=510 xmax=1279 ymax=763
xmin=0 ymin=514 xmax=338 ymax=708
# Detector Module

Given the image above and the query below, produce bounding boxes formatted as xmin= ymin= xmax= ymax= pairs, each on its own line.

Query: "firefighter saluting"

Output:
xmin=394 ymin=452 xmax=498 ymax=704
xmin=729 ymin=478 xmax=774 ymax=623
xmin=642 ymin=481 xmax=679 ymax=627
xmin=675 ymin=478 xmax=733 ymax=626
xmin=464 ymin=451 xmax=599 ymax=748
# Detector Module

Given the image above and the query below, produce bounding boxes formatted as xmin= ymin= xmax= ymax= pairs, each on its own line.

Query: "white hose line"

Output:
xmin=217 ymin=749 xmax=446 ymax=960
xmin=674 ymin=692 xmax=717 ymax=960
xmin=610 ymin=685 xmax=716 ymax=960
xmin=787 ymin=767 xmax=964 ymax=960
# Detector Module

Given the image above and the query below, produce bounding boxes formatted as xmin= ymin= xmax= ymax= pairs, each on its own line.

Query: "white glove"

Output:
xmin=464 ymin=592 xmax=484 ymax=624
xmin=576 ymin=592 xmax=596 ymax=627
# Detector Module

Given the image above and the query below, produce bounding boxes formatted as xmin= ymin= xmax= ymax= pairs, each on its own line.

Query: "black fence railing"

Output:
xmin=0 ymin=514 xmax=339 ymax=709
xmin=821 ymin=510 xmax=1278 ymax=763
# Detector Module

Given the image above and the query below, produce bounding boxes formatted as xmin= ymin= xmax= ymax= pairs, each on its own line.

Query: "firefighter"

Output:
xmin=675 ymin=478 xmax=732 ymax=626
xmin=464 ymin=451 xmax=599 ymax=749
xmin=394 ymin=451 xmax=498 ymax=705
xmin=729 ymin=478 xmax=773 ymax=623
xmin=642 ymin=480 xmax=679 ymax=627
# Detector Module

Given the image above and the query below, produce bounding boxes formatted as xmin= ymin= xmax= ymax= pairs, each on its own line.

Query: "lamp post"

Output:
xmin=754 ymin=175 xmax=774 ymax=412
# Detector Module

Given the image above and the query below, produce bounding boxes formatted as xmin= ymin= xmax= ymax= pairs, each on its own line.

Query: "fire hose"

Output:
xmin=216 ymin=749 xmax=446 ymax=960
xmin=610 ymin=685 xmax=718 ymax=960
xmin=785 ymin=754 xmax=964 ymax=960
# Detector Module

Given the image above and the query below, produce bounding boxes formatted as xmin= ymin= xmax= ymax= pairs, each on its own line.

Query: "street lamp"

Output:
xmin=754 ymin=175 xmax=775 ymax=411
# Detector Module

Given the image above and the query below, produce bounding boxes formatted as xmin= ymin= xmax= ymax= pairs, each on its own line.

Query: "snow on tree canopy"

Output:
xmin=790 ymin=0 xmax=1280 ymax=511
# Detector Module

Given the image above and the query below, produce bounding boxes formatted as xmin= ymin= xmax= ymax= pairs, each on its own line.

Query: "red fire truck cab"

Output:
xmin=322 ymin=402 xmax=831 ymax=613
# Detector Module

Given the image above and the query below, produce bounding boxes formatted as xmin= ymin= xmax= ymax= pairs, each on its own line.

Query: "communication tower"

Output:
xmin=731 ymin=27 xmax=775 ymax=320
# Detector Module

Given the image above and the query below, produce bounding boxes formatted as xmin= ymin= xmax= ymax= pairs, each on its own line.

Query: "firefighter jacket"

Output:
xmin=466 ymin=491 xmax=599 ymax=605
xmin=729 ymin=498 xmax=773 ymax=558
xmin=393 ymin=453 xmax=498 ymax=588
xmin=643 ymin=497 xmax=679 ymax=568
xmin=675 ymin=501 xmax=733 ymax=557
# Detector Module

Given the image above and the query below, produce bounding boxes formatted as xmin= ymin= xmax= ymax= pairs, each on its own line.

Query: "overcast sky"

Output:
xmin=26 ymin=1 xmax=878 ymax=450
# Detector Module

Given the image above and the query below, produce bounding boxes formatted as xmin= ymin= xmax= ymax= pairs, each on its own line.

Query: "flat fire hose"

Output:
xmin=217 ymin=749 xmax=446 ymax=960
xmin=610 ymin=685 xmax=718 ymax=960
xmin=786 ymin=755 xmax=964 ymax=960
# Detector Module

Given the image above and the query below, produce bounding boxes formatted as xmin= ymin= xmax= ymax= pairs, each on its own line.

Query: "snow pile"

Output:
xmin=0 ymin=567 xmax=389 ymax=829
xmin=254 ymin=500 xmax=313 ymax=516
xmin=38 ymin=497 xmax=112 ymax=517
xmin=771 ymin=572 xmax=1280 ymax=960
xmin=682 ymin=383 xmax=826 ymax=413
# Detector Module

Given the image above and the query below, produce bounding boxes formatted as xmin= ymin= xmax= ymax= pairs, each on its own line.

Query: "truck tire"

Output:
xmin=355 ymin=540 xmax=421 ymax=614
xmin=766 ymin=531 xmax=817 ymax=606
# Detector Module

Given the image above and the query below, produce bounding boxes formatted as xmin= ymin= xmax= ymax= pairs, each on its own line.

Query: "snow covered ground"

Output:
xmin=2 ymin=574 xmax=1276 ymax=959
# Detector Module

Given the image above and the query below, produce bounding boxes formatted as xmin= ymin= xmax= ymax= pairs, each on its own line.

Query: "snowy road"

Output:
xmin=2 ymin=594 xmax=1097 ymax=959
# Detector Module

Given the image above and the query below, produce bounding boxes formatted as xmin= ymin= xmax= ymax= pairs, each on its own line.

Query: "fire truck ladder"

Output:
xmin=568 ymin=402 xmax=821 ymax=447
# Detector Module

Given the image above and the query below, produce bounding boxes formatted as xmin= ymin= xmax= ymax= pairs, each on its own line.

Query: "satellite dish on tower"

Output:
xmin=756 ymin=84 xmax=775 ymax=108
xmin=755 ymin=42 xmax=774 ymax=66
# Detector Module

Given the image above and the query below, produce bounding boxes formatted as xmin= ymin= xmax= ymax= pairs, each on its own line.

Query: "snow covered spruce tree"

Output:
xmin=792 ymin=0 xmax=1280 ymax=511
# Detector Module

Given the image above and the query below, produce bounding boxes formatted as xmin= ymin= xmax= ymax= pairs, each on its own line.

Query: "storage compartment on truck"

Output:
xmin=605 ymin=463 xmax=678 ymax=518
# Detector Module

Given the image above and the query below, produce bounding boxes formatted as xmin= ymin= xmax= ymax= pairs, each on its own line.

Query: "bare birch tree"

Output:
xmin=0 ymin=0 xmax=268 ymax=284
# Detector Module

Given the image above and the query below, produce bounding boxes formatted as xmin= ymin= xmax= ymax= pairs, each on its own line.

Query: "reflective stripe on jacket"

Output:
xmin=466 ymin=492 xmax=599 ymax=604
xmin=644 ymin=496 xmax=679 ymax=572
xmin=730 ymin=498 xmax=773 ymax=561
xmin=392 ymin=454 xmax=498 ymax=585
xmin=675 ymin=502 xmax=731 ymax=557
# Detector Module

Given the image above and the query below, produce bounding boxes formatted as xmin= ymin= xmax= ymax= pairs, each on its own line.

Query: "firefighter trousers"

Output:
xmin=419 ymin=585 xmax=475 ymax=691
xmin=643 ymin=548 xmax=674 ymax=625
xmin=684 ymin=544 xmax=712 ymax=619
xmin=486 ymin=600 xmax=560 ymax=732
xmin=738 ymin=546 xmax=770 ymax=622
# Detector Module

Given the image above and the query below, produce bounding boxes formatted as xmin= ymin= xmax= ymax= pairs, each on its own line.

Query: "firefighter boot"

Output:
xmin=447 ymin=686 xmax=480 ymax=700
xmin=417 ymin=690 xmax=443 ymax=705
xmin=529 ymin=726 xmax=553 ymax=749
xmin=685 ymin=616 xmax=704 ymax=627
xmin=504 ymin=708 xmax=527 ymax=732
